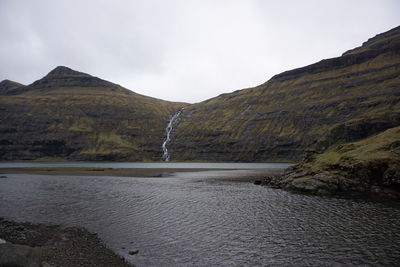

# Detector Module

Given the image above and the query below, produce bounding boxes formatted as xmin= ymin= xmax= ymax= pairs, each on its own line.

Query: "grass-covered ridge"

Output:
xmin=168 ymin=26 xmax=400 ymax=162
xmin=305 ymin=126 xmax=400 ymax=173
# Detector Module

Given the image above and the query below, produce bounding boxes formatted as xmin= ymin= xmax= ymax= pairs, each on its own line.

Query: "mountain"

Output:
xmin=1 ymin=27 xmax=399 ymax=163
xmin=0 ymin=79 xmax=26 ymax=95
xmin=168 ymin=26 xmax=400 ymax=162
xmin=0 ymin=66 xmax=184 ymax=161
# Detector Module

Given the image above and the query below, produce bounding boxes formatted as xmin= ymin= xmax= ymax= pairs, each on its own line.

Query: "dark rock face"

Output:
xmin=168 ymin=26 xmax=400 ymax=162
xmin=315 ymin=118 xmax=400 ymax=152
xmin=262 ymin=168 xmax=370 ymax=195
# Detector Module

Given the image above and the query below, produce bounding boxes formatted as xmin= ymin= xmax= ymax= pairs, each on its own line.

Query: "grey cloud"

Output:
xmin=1 ymin=0 xmax=399 ymax=102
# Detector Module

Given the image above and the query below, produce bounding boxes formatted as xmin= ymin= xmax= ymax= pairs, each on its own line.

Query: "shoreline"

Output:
xmin=0 ymin=218 xmax=132 ymax=267
xmin=0 ymin=167 xmax=285 ymax=181
xmin=4 ymin=165 xmax=398 ymax=200
xmin=0 ymin=167 xmax=220 ymax=177
xmin=258 ymin=167 xmax=400 ymax=200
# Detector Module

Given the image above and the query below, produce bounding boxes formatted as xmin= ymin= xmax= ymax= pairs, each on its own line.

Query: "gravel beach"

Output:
xmin=0 ymin=218 xmax=132 ymax=267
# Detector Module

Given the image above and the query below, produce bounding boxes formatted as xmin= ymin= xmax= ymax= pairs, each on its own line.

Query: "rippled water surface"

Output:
xmin=0 ymin=162 xmax=292 ymax=169
xmin=1 ymin=171 xmax=399 ymax=266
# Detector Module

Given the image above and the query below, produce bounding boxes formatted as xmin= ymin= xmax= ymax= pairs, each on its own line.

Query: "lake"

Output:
xmin=0 ymin=164 xmax=399 ymax=266
xmin=0 ymin=161 xmax=291 ymax=169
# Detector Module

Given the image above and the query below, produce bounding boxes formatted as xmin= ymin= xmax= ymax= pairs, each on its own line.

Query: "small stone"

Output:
xmin=0 ymin=238 xmax=6 ymax=244
xmin=253 ymin=180 xmax=262 ymax=185
xmin=128 ymin=248 xmax=139 ymax=255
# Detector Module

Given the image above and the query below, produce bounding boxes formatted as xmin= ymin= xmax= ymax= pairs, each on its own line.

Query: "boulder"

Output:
xmin=128 ymin=248 xmax=139 ymax=255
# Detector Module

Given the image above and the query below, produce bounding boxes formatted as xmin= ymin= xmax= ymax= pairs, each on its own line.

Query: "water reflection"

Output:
xmin=0 ymin=172 xmax=399 ymax=266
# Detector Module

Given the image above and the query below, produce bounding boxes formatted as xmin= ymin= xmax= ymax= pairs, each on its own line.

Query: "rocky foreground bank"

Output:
xmin=260 ymin=126 xmax=400 ymax=199
xmin=0 ymin=218 xmax=132 ymax=267
xmin=261 ymin=165 xmax=400 ymax=199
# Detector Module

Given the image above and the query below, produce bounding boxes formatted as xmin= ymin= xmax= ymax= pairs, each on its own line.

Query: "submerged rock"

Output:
xmin=128 ymin=248 xmax=139 ymax=255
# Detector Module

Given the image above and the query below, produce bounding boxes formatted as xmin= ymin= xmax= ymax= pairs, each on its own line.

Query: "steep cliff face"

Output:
xmin=0 ymin=66 xmax=184 ymax=161
xmin=168 ymin=26 xmax=400 ymax=162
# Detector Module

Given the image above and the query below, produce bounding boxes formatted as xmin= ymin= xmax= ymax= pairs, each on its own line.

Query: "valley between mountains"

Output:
xmin=1 ymin=26 xmax=399 ymax=195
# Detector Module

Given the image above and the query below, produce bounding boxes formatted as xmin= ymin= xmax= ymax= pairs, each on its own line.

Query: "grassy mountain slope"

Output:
xmin=169 ymin=26 xmax=400 ymax=162
xmin=0 ymin=66 xmax=184 ymax=161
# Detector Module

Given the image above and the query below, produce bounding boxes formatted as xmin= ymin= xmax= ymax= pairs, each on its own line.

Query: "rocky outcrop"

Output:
xmin=261 ymin=126 xmax=400 ymax=198
xmin=168 ymin=26 xmax=400 ymax=162
xmin=263 ymin=166 xmax=400 ymax=197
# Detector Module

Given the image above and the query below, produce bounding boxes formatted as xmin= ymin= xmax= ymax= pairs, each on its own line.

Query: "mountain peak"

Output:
xmin=22 ymin=65 xmax=132 ymax=96
xmin=0 ymin=79 xmax=23 ymax=85
xmin=0 ymin=79 xmax=26 ymax=95
xmin=342 ymin=25 xmax=400 ymax=56
xmin=269 ymin=26 xmax=400 ymax=83
xmin=46 ymin=66 xmax=91 ymax=77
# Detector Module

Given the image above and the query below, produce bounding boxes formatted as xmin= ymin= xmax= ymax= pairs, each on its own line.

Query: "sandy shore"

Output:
xmin=0 ymin=167 xmax=285 ymax=181
xmin=0 ymin=218 xmax=132 ymax=267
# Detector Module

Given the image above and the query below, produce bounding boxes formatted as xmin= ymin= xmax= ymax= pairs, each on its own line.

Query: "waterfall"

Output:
xmin=162 ymin=108 xmax=184 ymax=161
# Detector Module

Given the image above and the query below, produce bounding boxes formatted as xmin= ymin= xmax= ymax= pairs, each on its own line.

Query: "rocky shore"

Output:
xmin=258 ymin=127 xmax=400 ymax=199
xmin=260 ymin=165 xmax=400 ymax=199
xmin=0 ymin=218 xmax=132 ymax=267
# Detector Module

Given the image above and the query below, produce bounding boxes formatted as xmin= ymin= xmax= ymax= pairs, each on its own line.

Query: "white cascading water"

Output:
xmin=162 ymin=108 xmax=184 ymax=161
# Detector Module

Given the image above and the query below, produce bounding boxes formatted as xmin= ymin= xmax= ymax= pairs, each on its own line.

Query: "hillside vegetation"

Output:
xmin=169 ymin=26 xmax=400 ymax=162
xmin=0 ymin=66 xmax=184 ymax=161
xmin=305 ymin=126 xmax=400 ymax=173
xmin=0 ymin=26 xmax=399 ymax=163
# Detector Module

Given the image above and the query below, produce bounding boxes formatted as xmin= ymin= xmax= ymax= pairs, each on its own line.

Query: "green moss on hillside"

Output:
xmin=0 ymin=66 xmax=184 ymax=161
xmin=169 ymin=26 xmax=400 ymax=162
xmin=306 ymin=126 xmax=400 ymax=172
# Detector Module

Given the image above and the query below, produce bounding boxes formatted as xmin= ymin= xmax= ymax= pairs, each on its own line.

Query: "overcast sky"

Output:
xmin=1 ymin=0 xmax=399 ymax=103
